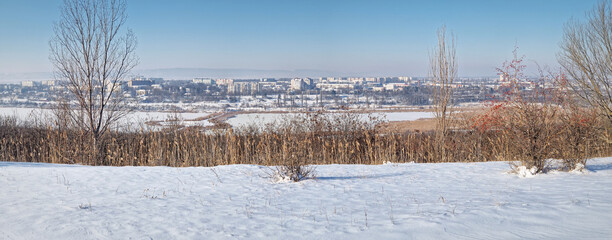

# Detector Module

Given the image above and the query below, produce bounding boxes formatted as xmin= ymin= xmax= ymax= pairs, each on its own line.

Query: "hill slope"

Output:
xmin=1 ymin=158 xmax=611 ymax=239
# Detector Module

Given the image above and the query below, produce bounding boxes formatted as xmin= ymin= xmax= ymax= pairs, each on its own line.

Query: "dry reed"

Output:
xmin=0 ymin=111 xmax=609 ymax=167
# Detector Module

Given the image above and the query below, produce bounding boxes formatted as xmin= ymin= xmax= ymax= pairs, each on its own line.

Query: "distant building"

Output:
xmin=372 ymin=86 xmax=385 ymax=92
xmin=131 ymin=76 xmax=146 ymax=81
xmin=291 ymin=78 xmax=312 ymax=91
xmin=317 ymin=83 xmax=354 ymax=91
xmin=303 ymin=78 xmax=313 ymax=87
xmin=228 ymin=81 xmax=260 ymax=95
xmin=136 ymin=89 xmax=147 ymax=96
xmin=215 ymin=79 xmax=234 ymax=86
xmin=128 ymin=80 xmax=153 ymax=88
xmin=384 ymin=83 xmax=410 ymax=91
xmin=193 ymin=78 xmax=215 ymax=85
xmin=42 ymin=80 xmax=58 ymax=86
xmin=348 ymin=77 xmax=364 ymax=84
xmin=398 ymin=76 xmax=412 ymax=82
xmin=291 ymin=78 xmax=304 ymax=90
xmin=21 ymin=81 xmax=39 ymax=87
xmin=128 ymin=76 xmax=162 ymax=88
xmin=259 ymin=80 xmax=278 ymax=91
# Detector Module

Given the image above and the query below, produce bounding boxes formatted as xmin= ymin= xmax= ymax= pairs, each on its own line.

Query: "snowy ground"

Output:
xmin=227 ymin=111 xmax=434 ymax=128
xmin=1 ymin=158 xmax=611 ymax=239
xmin=0 ymin=107 xmax=432 ymax=130
xmin=0 ymin=107 xmax=213 ymax=130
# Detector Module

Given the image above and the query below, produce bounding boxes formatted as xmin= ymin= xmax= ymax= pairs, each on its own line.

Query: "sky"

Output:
xmin=0 ymin=0 xmax=601 ymax=81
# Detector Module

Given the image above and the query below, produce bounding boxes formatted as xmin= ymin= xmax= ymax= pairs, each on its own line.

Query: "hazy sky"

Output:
xmin=0 ymin=0 xmax=600 ymax=78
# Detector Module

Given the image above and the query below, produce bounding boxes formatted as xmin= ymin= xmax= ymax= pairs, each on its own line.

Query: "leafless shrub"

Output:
xmin=271 ymin=165 xmax=316 ymax=182
xmin=489 ymin=52 xmax=563 ymax=173
xmin=430 ymin=26 xmax=457 ymax=162
xmin=557 ymin=96 xmax=600 ymax=171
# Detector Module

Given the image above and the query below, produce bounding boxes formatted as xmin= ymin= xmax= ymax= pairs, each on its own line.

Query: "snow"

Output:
xmin=379 ymin=111 xmax=434 ymax=121
xmin=571 ymin=163 xmax=587 ymax=173
xmin=0 ymin=107 xmax=432 ymax=130
xmin=1 ymin=158 xmax=611 ymax=239
xmin=0 ymin=107 xmax=212 ymax=130
xmin=227 ymin=111 xmax=434 ymax=128
xmin=0 ymin=107 xmax=46 ymax=122
xmin=515 ymin=166 xmax=538 ymax=178
xmin=121 ymin=111 xmax=213 ymax=130
xmin=226 ymin=113 xmax=291 ymax=128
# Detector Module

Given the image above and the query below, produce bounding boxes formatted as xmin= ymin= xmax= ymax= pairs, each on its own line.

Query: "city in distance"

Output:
xmin=0 ymin=1 xmax=611 ymax=239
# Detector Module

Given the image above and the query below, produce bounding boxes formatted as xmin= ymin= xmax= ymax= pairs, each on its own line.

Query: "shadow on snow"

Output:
xmin=0 ymin=162 xmax=83 ymax=168
xmin=586 ymin=162 xmax=612 ymax=172
xmin=316 ymin=172 xmax=409 ymax=181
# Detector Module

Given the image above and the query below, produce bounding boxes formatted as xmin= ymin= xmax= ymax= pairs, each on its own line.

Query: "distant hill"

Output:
xmin=134 ymin=68 xmax=345 ymax=80
xmin=0 ymin=68 xmax=426 ymax=82
xmin=0 ymin=72 xmax=54 ymax=83
xmin=0 ymin=68 xmax=345 ymax=82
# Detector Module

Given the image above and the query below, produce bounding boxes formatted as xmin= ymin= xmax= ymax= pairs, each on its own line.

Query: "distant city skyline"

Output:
xmin=0 ymin=0 xmax=601 ymax=81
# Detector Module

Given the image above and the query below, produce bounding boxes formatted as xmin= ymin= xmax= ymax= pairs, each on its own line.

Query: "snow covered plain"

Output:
xmin=0 ymin=107 xmax=431 ymax=130
xmin=0 ymin=107 xmax=213 ymax=130
xmin=227 ymin=111 xmax=434 ymax=128
xmin=1 ymin=158 xmax=611 ymax=239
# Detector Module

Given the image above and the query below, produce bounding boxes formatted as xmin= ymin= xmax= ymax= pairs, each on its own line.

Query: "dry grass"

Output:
xmin=378 ymin=119 xmax=437 ymax=134
xmin=0 ymin=109 xmax=609 ymax=167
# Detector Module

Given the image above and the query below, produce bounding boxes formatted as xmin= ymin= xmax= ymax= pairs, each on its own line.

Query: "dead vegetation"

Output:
xmin=0 ymin=107 xmax=609 ymax=168
xmin=378 ymin=118 xmax=437 ymax=134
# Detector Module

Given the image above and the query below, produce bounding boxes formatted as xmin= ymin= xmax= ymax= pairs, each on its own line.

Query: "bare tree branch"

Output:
xmin=430 ymin=26 xmax=457 ymax=162
xmin=50 ymin=0 xmax=137 ymax=164
xmin=560 ymin=1 xmax=612 ymax=125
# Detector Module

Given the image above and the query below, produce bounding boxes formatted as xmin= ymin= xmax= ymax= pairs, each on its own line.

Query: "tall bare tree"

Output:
xmin=430 ymin=26 xmax=457 ymax=162
xmin=50 ymin=0 xmax=137 ymax=163
xmin=559 ymin=1 xmax=612 ymax=125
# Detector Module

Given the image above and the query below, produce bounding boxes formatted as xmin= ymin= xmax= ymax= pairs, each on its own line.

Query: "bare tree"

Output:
xmin=559 ymin=1 xmax=612 ymax=125
xmin=430 ymin=26 xmax=457 ymax=162
xmin=50 ymin=0 xmax=137 ymax=163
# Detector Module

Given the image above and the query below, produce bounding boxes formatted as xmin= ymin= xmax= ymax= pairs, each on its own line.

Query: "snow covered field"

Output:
xmin=1 ymin=158 xmax=611 ymax=239
xmin=0 ymin=107 xmax=431 ymax=130
xmin=0 ymin=107 xmax=46 ymax=122
xmin=0 ymin=107 xmax=213 ymax=130
xmin=227 ymin=111 xmax=434 ymax=128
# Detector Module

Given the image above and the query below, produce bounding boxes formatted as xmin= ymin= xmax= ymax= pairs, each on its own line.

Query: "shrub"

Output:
xmin=271 ymin=165 xmax=316 ymax=182
xmin=471 ymin=49 xmax=606 ymax=174
xmin=557 ymin=97 xmax=600 ymax=171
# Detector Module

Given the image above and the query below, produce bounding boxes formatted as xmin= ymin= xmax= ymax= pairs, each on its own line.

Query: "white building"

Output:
xmin=193 ymin=78 xmax=215 ymax=85
xmin=216 ymin=79 xmax=234 ymax=86
xmin=316 ymin=83 xmax=354 ymax=91
xmin=291 ymin=78 xmax=305 ymax=90
xmin=21 ymin=81 xmax=39 ymax=87
xmin=42 ymin=80 xmax=58 ymax=86
xmin=291 ymin=78 xmax=313 ymax=91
